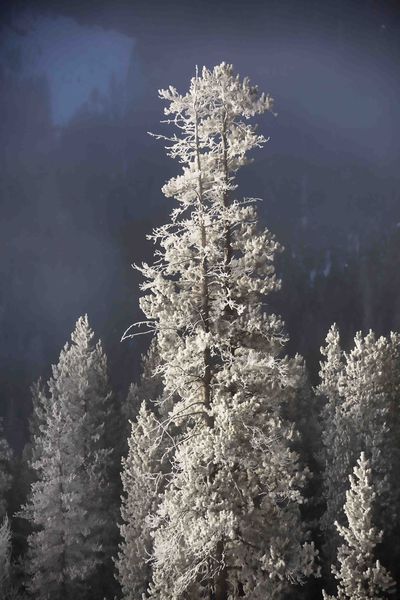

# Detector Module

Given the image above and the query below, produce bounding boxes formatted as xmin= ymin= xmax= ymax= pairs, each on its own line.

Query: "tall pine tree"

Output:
xmin=126 ymin=63 xmax=317 ymax=599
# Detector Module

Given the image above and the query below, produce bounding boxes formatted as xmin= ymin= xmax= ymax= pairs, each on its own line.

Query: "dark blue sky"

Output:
xmin=1 ymin=0 xmax=400 ymax=448
xmin=2 ymin=2 xmax=399 ymax=164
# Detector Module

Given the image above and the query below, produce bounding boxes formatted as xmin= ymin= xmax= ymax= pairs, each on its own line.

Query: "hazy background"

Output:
xmin=1 ymin=0 xmax=400 ymax=449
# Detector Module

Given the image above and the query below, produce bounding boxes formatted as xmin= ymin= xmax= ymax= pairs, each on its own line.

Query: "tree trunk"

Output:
xmin=58 ymin=447 xmax=69 ymax=600
xmin=221 ymin=122 xmax=232 ymax=269
xmin=193 ymin=84 xmax=213 ymax=427
xmin=214 ymin=540 xmax=228 ymax=600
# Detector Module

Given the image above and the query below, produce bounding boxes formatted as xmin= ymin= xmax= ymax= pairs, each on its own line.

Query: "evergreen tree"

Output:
xmin=117 ymin=403 xmax=168 ymax=600
xmin=340 ymin=332 xmax=400 ymax=530
xmin=323 ymin=453 xmax=395 ymax=600
xmin=19 ymin=315 xmax=117 ymax=600
xmin=319 ymin=327 xmax=400 ymax=574
xmin=117 ymin=340 xmax=168 ymax=600
xmin=0 ymin=516 xmax=11 ymax=596
xmin=129 ymin=63 xmax=316 ymax=599
xmin=0 ymin=515 xmax=21 ymax=600
xmin=0 ymin=422 xmax=13 ymax=596
xmin=9 ymin=380 xmax=48 ymax=572
xmin=0 ymin=421 xmax=12 ymax=520
xmin=318 ymin=325 xmax=348 ymax=561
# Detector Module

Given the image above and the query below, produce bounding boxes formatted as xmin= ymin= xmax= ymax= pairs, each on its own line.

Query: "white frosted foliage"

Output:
xmin=122 ymin=339 xmax=164 ymax=426
xmin=0 ymin=516 xmax=11 ymax=596
xmin=323 ymin=453 xmax=395 ymax=600
xmin=127 ymin=63 xmax=317 ymax=599
xmin=318 ymin=325 xmax=348 ymax=556
xmin=319 ymin=327 xmax=400 ymax=563
xmin=19 ymin=315 xmax=116 ymax=600
xmin=0 ymin=422 xmax=11 ymax=522
xmin=117 ymin=402 xmax=168 ymax=600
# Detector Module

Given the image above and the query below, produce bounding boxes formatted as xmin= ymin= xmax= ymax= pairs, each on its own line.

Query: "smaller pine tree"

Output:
xmin=117 ymin=341 xmax=168 ymax=600
xmin=323 ymin=453 xmax=395 ymax=600
xmin=318 ymin=326 xmax=400 ymax=572
xmin=0 ymin=516 xmax=21 ymax=600
xmin=117 ymin=403 xmax=168 ymax=600
xmin=0 ymin=516 xmax=11 ymax=596
xmin=318 ymin=325 xmax=348 ymax=561
xmin=19 ymin=315 xmax=117 ymax=600
xmin=0 ymin=420 xmax=12 ymax=520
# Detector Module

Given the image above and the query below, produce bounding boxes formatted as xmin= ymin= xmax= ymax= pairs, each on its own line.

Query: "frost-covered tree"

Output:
xmin=128 ymin=63 xmax=317 ymax=599
xmin=117 ymin=402 xmax=168 ymax=600
xmin=323 ymin=453 xmax=395 ymax=600
xmin=117 ymin=341 xmax=168 ymax=600
xmin=0 ymin=422 xmax=12 ymax=521
xmin=0 ymin=516 xmax=11 ymax=596
xmin=340 ymin=332 xmax=400 ymax=526
xmin=0 ymin=515 xmax=26 ymax=600
xmin=318 ymin=325 xmax=348 ymax=560
xmin=319 ymin=327 xmax=400 ymax=571
xmin=9 ymin=380 xmax=47 ymax=571
xmin=19 ymin=315 xmax=117 ymax=600
xmin=0 ymin=422 xmax=12 ymax=594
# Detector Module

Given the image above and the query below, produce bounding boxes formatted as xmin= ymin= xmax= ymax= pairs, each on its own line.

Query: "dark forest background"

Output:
xmin=1 ymin=0 xmax=400 ymax=451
